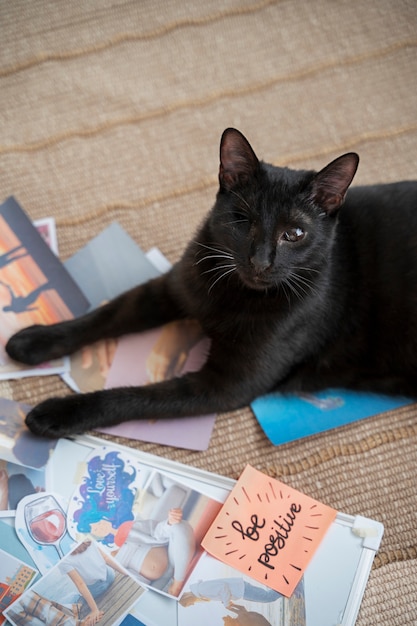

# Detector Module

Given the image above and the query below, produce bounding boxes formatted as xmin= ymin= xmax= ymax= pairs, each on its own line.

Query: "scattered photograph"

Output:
xmin=101 ymin=323 xmax=215 ymax=450
xmin=107 ymin=469 xmax=222 ymax=598
xmin=4 ymin=540 xmax=146 ymax=626
xmin=0 ymin=197 xmax=89 ymax=379
xmin=0 ymin=458 xmax=45 ymax=514
xmin=0 ymin=398 xmax=57 ymax=470
xmin=0 ymin=548 xmax=37 ymax=625
xmin=178 ymin=553 xmax=306 ymax=626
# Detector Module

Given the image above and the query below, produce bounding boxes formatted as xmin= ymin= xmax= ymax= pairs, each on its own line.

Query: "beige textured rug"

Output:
xmin=1 ymin=1 xmax=416 ymax=623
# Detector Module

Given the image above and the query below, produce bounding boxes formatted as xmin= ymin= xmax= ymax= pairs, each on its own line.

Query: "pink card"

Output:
xmin=202 ymin=465 xmax=337 ymax=596
xmin=100 ymin=325 xmax=216 ymax=450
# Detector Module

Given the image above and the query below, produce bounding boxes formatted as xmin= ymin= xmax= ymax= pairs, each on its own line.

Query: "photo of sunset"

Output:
xmin=0 ymin=198 xmax=89 ymax=379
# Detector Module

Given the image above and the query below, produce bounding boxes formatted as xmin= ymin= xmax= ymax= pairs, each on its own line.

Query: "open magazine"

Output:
xmin=0 ymin=402 xmax=383 ymax=626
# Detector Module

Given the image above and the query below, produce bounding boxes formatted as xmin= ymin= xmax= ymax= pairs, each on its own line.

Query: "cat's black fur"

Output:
xmin=6 ymin=128 xmax=417 ymax=438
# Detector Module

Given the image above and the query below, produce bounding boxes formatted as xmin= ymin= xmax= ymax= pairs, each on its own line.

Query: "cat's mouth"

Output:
xmin=239 ymin=271 xmax=276 ymax=291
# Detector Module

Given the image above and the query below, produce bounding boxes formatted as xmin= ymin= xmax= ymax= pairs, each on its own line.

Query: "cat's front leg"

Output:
xmin=23 ymin=345 xmax=279 ymax=438
xmin=6 ymin=272 xmax=184 ymax=366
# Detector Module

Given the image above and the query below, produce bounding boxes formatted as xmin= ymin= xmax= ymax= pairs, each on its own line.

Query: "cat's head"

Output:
xmin=206 ymin=128 xmax=359 ymax=293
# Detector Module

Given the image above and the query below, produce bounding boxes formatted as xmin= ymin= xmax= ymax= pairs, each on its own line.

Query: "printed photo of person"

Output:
xmin=178 ymin=554 xmax=306 ymax=626
xmin=105 ymin=470 xmax=222 ymax=598
xmin=4 ymin=540 xmax=145 ymax=626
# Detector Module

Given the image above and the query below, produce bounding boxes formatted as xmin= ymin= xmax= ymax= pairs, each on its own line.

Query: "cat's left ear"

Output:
xmin=311 ymin=152 xmax=359 ymax=214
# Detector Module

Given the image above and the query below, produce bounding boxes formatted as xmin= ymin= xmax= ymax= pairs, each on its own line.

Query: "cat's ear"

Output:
xmin=219 ymin=128 xmax=259 ymax=189
xmin=311 ymin=152 xmax=359 ymax=214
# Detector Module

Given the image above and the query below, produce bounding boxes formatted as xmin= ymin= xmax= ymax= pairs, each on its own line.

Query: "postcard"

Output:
xmin=4 ymin=540 xmax=146 ymax=626
xmin=178 ymin=552 xmax=305 ymax=626
xmin=251 ymin=388 xmax=413 ymax=446
xmin=0 ymin=197 xmax=89 ymax=379
xmin=101 ymin=325 xmax=216 ymax=451
xmin=0 ymin=398 xmax=57 ymax=470
xmin=0 ymin=547 xmax=38 ymax=624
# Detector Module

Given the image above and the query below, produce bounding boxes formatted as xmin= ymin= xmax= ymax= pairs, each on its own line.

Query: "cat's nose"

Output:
xmin=250 ymin=252 xmax=272 ymax=273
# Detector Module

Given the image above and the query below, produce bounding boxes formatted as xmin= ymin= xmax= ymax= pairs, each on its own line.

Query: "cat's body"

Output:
xmin=6 ymin=129 xmax=417 ymax=437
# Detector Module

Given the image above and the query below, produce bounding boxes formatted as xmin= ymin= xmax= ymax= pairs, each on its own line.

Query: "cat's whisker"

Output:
xmin=280 ymin=282 xmax=292 ymax=307
xmin=207 ymin=267 xmax=236 ymax=294
xmin=293 ymin=266 xmax=321 ymax=275
xmin=194 ymin=241 xmax=234 ymax=256
xmin=286 ymin=272 xmax=319 ymax=300
xmin=202 ymin=263 xmax=236 ymax=276
xmin=284 ymin=279 xmax=305 ymax=302
xmin=195 ymin=253 xmax=234 ymax=266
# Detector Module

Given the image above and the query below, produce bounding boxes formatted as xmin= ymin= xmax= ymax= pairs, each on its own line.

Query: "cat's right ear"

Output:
xmin=219 ymin=128 xmax=259 ymax=189
xmin=311 ymin=152 xmax=359 ymax=214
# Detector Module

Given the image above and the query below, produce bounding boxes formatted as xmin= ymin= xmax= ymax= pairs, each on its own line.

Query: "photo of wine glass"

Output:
xmin=24 ymin=493 xmax=67 ymax=558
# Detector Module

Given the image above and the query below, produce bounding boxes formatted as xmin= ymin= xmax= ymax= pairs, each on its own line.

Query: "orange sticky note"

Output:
xmin=202 ymin=465 xmax=337 ymax=597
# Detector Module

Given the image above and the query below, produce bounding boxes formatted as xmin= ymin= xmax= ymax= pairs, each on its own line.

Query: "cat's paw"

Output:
xmin=6 ymin=325 xmax=67 ymax=365
xmin=25 ymin=396 xmax=94 ymax=438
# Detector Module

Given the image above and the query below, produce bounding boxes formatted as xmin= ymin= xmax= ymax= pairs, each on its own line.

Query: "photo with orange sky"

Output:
xmin=0 ymin=197 xmax=89 ymax=378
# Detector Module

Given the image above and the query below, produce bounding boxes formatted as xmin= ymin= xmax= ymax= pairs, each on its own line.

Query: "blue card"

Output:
xmin=251 ymin=389 xmax=413 ymax=446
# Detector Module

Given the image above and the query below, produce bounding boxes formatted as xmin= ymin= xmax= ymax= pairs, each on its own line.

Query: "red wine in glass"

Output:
xmin=24 ymin=495 xmax=67 ymax=558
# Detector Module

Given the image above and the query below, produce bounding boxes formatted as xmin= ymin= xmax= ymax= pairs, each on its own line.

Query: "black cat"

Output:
xmin=6 ymin=128 xmax=417 ymax=438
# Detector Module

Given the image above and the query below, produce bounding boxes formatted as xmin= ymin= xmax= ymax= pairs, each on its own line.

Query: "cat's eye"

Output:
xmin=281 ymin=227 xmax=305 ymax=243
xmin=231 ymin=209 xmax=250 ymax=224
